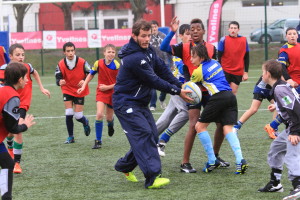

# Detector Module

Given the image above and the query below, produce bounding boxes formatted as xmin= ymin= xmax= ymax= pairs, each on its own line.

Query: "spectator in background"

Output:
xmin=0 ymin=45 xmax=10 ymax=84
xmin=149 ymin=20 xmax=173 ymax=111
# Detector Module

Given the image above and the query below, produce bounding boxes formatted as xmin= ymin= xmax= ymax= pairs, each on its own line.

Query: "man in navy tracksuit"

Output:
xmin=113 ymin=19 xmax=192 ymax=189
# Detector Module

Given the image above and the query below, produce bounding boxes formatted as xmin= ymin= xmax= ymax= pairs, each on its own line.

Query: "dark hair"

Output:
xmin=229 ymin=21 xmax=240 ymax=29
xmin=151 ymin=20 xmax=159 ymax=26
xmin=132 ymin=19 xmax=152 ymax=36
xmin=191 ymin=44 xmax=210 ymax=61
xmin=9 ymin=43 xmax=24 ymax=55
xmin=103 ymin=44 xmax=116 ymax=52
xmin=190 ymin=18 xmax=205 ymax=30
xmin=286 ymin=27 xmax=297 ymax=34
xmin=179 ymin=24 xmax=190 ymax=35
xmin=4 ymin=62 xmax=28 ymax=85
xmin=263 ymin=59 xmax=282 ymax=80
xmin=63 ymin=42 xmax=76 ymax=52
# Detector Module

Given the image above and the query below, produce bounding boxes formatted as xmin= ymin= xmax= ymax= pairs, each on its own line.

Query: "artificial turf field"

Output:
xmin=11 ymin=68 xmax=290 ymax=200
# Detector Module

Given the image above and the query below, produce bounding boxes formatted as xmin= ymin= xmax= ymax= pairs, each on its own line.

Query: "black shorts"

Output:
xmin=253 ymin=93 xmax=273 ymax=102
xmin=224 ymin=71 xmax=243 ymax=86
xmin=63 ymin=94 xmax=85 ymax=105
xmin=199 ymin=91 xmax=237 ymax=126
xmin=19 ymin=108 xmax=27 ymax=119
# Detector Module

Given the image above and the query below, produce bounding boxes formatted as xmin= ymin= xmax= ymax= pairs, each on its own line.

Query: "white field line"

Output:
xmin=34 ymin=109 xmax=269 ymax=119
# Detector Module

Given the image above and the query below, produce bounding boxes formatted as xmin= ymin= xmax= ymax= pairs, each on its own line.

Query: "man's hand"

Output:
xmin=179 ymin=89 xmax=193 ymax=103
xmin=170 ymin=16 xmax=180 ymax=33
xmin=288 ymin=135 xmax=300 ymax=145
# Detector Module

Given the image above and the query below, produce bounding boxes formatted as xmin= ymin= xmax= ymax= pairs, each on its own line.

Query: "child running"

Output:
xmin=78 ymin=44 xmax=119 ymax=149
xmin=2 ymin=44 xmax=50 ymax=174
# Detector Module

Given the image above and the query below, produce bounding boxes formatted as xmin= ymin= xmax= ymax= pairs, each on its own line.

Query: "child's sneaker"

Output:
xmin=258 ymin=180 xmax=283 ymax=192
xmin=108 ymin=126 xmax=114 ymax=137
xmin=92 ymin=140 xmax=102 ymax=149
xmin=64 ymin=136 xmax=75 ymax=144
xmin=216 ymin=156 xmax=230 ymax=168
xmin=83 ymin=119 xmax=91 ymax=136
xmin=124 ymin=171 xmax=138 ymax=182
xmin=203 ymin=160 xmax=220 ymax=173
xmin=235 ymin=159 xmax=248 ymax=174
xmin=264 ymin=124 xmax=277 ymax=139
xmin=283 ymin=185 xmax=300 ymax=200
xmin=13 ymin=162 xmax=22 ymax=174
xmin=157 ymin=142 xmax=166 ymax=157
xmin=180 ymin=163 xmax=196 ymax=173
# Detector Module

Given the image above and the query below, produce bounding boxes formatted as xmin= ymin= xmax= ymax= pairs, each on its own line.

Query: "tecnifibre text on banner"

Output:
xmin=207 ymin=0 xmax=223 ymax=47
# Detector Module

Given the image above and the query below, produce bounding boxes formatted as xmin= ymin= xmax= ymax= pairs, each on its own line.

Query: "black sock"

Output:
xmin=66 ymin=115 xmax=74 ymax=137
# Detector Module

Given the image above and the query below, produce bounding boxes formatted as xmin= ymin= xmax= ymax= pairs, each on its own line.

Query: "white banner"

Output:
xmin=87 ymin=30 xmax=101 ymax=48
xmin=43 ymin=31 xmax=56 ymax=49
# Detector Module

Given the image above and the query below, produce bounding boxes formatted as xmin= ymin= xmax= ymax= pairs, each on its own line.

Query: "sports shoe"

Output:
xmin=203 ymin=160 xmax=220 ymax=173
xmin=108 ymin=126 xmax=114 ymax=137
xmin=8 ymin=148 xmax=14 ymax=159
xmin=124 ymin=171 xmax=138 ymax=183
xmin=216 ymin=156 xmax=230 ymax=167
xmin=235 ymin=159 xmax=248 ymax=174
xmin=147 ymin=176 xmax=170 ymax=189
xmin=83 ymin=119 xmax=91 ymax=136
xmin=157 ymin=142 xmax=166 ymax=157
xmin=258 ymin=181 xmax=284 ymax=192
xmin=180 ymin=163 xmax=197 ymax=173
xmin=264 ymin=124 xmax=277 ymax=139
xmin=160 ymin=101 xmax=167 ymax=110
xmin=92 ymin=140 xmax=102 ymax=149
xmin=283 ymin=185 xmax=300 ymax=200
xmin=64 ymin=136 xmax=75 ymax=144
xmin=13 ymin=162 xmax=22 ymax=174
xmin=150 ymin=107 xmax=155 ymax=111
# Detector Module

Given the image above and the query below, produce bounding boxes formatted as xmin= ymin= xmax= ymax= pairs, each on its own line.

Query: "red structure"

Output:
xmin=38 ymin=1 xmax=173 ymax=31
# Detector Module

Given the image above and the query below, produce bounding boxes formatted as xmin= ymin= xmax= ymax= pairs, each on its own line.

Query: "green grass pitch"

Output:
xmin=11 ymin=68 xmax=290 ymax=200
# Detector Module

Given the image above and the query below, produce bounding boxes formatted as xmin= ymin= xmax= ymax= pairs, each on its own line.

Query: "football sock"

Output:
xmin=271 ymin=168 xmax=282 ymax=183
xmin=76 ymin=115 xmax=88 ymax=126
xmin=66 ymin=115 xmax=74 ymax=137
xmin=159 ymin=129 xmax=174 ymax=143
xmin=234 ymin=121 xmax=243 ymax=130
xmin=0 ymin=169 xmax=13 ymax=199
xmin=13 ymin=141 xmax=23 ymax=163
xmin=6 ymin=136 xmax=14 ymax=149
xmin=107 ymin=119 xmax=114 ymax=128
xmin=197 ymin=131 xmax=216 ymax=164
xmin=270 ymin=115 xmax=283 ymax=131
xmin=225 ymin=132 xmax=243 ymax=164
xmin=95 ymin=120 xmax=103 ymax=141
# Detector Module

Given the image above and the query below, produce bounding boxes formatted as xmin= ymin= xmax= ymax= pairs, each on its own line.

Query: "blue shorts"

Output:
xmin=0 ymin=142 xmax=8 ymax=153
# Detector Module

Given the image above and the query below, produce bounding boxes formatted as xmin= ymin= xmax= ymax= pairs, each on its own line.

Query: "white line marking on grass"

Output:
xmin=33 ymin=109 xmax=269 ymax=119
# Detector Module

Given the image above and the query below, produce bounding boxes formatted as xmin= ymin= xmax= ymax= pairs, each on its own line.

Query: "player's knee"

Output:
xmin=96 ymin=112 xmax=104 ymax=120
xmin=195 ymin=122 xmax=204 ymax=133
xmin=74 ymin=111 xmax=83 ymax=120
xmin=249 ymin=107 xmax=258 ymax=114
xmin=65 ymin=108 xmax=74 ymax=116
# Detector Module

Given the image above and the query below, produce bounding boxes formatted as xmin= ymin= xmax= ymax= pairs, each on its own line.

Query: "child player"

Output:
xmin=258 ymin=59 xmax=300 ymax=200
xmin=78 ymin=44 xmax=119 ymax=149
xmin=190 ymin=44 xmax=248 ymax=174
xmin=156 ymin=24 xmax=190 ymax=157
xmin=218 ymin=21 xmax=249 ymax=95
xmin=264 ymin=27 xmax=300 ymax=138
xmin=4 ymin=43 xmax=50 ymax=174
xmin=0 ymin=62 xmax=35 ymax=200
xmin=55 ymin=42 xmax=91 ymax=144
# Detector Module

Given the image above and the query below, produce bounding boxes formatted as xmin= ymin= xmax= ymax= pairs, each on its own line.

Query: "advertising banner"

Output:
xmin=43 ymin=31 xmax=57 ymax=49
xmin=11 ymin=31 xmax=42 ymax=49
xmin=207 ymin=0 xmax=223 ymax=46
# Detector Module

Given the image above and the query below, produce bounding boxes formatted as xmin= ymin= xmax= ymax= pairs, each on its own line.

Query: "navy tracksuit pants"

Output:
xmin=114 ymin=105 xmax=161 ymax=188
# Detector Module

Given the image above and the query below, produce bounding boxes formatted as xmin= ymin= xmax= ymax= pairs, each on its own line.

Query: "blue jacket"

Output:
xmin=113 ymin=37 xmax=182 ymax=109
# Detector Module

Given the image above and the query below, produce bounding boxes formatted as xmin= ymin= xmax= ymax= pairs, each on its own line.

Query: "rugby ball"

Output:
xmin=182 ymin=81 xmax=202 ymax=104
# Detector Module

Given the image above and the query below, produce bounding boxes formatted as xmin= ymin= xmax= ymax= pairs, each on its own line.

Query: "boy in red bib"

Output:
xmin=78 ymin=44 xmax=119 ymax=149
xmin=55 ymin=42 xmax=91 ymax=144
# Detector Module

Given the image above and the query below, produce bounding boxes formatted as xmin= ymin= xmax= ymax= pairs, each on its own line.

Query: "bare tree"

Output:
xmin=129 ymin=0 xmax=160 ymax=22
xmin=53 ymin=3 xmax=74 ymax=30
xmin=13 ymin=4 xmax=32 ymax=32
